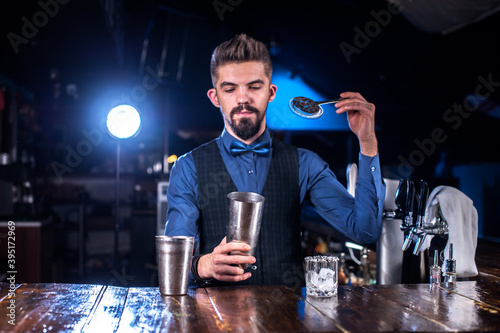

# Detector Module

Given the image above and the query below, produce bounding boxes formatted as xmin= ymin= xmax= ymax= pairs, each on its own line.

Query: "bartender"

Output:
xmin=165 ymin=33 xmax=385 ymax=286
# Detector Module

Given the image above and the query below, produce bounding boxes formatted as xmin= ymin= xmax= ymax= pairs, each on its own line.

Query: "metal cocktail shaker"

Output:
xmin=155 ymin=235 xmax=194 ymax=295
xmin=226 ymin=191 xmax=265 ymax=268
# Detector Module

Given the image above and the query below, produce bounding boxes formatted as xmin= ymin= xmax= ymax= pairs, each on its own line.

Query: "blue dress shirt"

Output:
xmin=166 ymin=128 xmax=385 ymax=244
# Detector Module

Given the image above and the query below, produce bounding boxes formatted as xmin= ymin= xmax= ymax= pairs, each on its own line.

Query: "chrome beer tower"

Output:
xmin=379 ymin=178 xmax=450 ymax=284
xmin=395 ymin=179 xmax=449 ymax=255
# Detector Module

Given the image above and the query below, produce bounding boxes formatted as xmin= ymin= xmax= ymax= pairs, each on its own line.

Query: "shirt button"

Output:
xmin=250 ymin=265 xmax=257 ymax=271
xmin=248 ymin=169 xmax=254 ymax=174
xmin=371 ymin=166 xmax=376 ymax=171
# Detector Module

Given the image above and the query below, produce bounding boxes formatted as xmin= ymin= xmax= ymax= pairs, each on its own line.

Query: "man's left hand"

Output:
xmin=335 ymin=91 xmax=378 ymax=157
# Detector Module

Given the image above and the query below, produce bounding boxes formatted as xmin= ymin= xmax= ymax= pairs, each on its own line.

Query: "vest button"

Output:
xmin=250 ymin=265 xmax=257 ymax=271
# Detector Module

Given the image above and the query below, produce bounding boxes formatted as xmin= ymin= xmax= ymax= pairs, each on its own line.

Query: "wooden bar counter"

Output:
xmin=1 ymin=239 xmax=499 ymax=332
xmin=0 ymin=275 xmax=499 ymax=332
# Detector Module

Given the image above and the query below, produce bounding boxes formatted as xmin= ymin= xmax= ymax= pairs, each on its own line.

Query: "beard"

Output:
xmin=227 ymin=104 xmax=264 ymax=141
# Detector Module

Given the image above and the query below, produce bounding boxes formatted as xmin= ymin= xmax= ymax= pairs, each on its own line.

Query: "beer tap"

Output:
xmin=412 ymin=180 xmax=429 ymax=254
xmin=397 ymin=179 xmax=416 ymax=251
xmin=385 ymin=179 xmax=450 ymax=257
xmin=397 ymin=179 xmax=449 ymax=255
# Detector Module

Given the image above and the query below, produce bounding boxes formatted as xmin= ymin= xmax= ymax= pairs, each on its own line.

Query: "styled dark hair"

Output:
xmin=210 ymin=33 xmax=273 ymax=86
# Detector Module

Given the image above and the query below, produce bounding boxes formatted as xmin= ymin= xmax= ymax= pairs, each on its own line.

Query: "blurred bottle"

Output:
xmin=360 ymin=247 xmax=371 ymax=285
xmin=339 ymin=252 xmax=349 ymax=284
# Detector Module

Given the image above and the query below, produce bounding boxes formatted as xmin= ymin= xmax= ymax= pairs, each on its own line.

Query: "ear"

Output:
xmin=268 ymin=84 xmax=277 ymax=103
xmin=207 ymin=88 xmax=220 ymax=107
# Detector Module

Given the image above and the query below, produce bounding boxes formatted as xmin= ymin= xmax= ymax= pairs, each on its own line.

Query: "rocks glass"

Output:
xmin=304 ymin=255 xmax=339 ymax=297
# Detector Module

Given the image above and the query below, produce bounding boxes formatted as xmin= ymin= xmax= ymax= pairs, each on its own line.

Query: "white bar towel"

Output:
xmin=424 ymin=186 xmax=478 ymax=278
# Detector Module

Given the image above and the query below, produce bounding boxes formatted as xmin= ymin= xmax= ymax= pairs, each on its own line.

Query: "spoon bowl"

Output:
xmin=289 ymin=96 xmax=343 ymax=119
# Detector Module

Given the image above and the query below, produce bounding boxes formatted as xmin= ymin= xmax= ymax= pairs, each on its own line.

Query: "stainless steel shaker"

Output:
xmin=155 ymin=235 xmax=194 ymax=295
xmin=226 ymin=191 xmax=265 ymax=268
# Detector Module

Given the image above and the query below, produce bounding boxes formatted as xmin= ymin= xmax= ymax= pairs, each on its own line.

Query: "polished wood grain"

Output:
xmin=205 ymin=285 xmax=319 ymax=332
xmin=475 ymin=239 xmax=500 ymax=278
xmin=299 ymin=285 xmax=449 ymax=332
xmin=1 ymin=283 xmax=104 ymax=332
xmin=0 ymin=238 xmax=499 ymax=332
xmin=1 ymin=280 xmax=499 ymax=332
xmin=83 ymin=285 xmax=127 ymax=332
xmin=115 ymin=287 xmax=217 ymax=332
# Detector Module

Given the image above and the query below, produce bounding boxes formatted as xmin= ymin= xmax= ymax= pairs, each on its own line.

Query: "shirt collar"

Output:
xmin=221 ymin=128 xmax=272 ymax=152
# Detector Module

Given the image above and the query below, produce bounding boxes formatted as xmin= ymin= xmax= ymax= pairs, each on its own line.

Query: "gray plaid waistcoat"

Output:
xmin=192 ymin=138 xmax=304 ymax=286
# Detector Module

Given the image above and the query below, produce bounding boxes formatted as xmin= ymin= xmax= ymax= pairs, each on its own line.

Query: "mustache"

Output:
xmin=230 ymin=104 xmax=260 ymax=116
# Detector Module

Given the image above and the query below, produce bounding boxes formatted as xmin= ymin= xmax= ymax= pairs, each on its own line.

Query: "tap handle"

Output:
xmin=416 ymin=180 xmax=429 ymax=225
xmin=406 ymin=180 xmax=415 ymax=221
xmin=395 ymin=179 xmax=408 ymax=213
xmin=396 ymin=179 xmax=415 ymax=219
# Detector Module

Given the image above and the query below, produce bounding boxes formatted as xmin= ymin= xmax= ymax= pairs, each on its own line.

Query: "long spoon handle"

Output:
xmin=317 ymin=98 xmax=344 ymax=105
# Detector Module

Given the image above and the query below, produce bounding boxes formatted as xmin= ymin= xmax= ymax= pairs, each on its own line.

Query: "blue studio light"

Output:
xmin=106 ymin=104 xmax=142 ymax=139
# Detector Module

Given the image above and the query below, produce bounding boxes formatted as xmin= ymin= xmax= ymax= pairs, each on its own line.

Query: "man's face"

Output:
xmin=208 ymin=61 xmax=277 ymax=143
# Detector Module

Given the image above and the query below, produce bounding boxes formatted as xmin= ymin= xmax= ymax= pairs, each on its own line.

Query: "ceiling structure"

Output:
xmin=1 ymin=0 xmax=500 ymax=180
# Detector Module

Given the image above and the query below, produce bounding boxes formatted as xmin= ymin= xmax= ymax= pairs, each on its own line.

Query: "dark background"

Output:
xmin=2 ymin=0 xmax=500 ymax=168
xmin=1 ymin=0 xmax=499 ymax=285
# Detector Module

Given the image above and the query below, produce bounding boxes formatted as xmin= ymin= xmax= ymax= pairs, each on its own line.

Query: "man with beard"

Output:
xmin=165 ymin=34 xmax=385 ymax=287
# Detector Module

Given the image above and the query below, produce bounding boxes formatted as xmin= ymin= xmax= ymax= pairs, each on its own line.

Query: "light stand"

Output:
xmin=114 ymin=141 xmax=120 ymax=269
xmin=106 ymin=104 xmax=141 ymax=269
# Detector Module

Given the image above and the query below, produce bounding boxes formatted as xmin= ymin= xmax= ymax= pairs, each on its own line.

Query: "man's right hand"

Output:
xmin=197 ymin=237 xmax=256 ymax=282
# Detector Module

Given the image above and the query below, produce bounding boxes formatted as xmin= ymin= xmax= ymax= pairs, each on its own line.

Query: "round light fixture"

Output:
xmin=106 ymin=104 xmax=141 ymax=139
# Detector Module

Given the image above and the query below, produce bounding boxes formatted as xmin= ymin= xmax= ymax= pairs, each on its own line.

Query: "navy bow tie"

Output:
xmin=230 ymin=140 xmax=271 ymax=156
